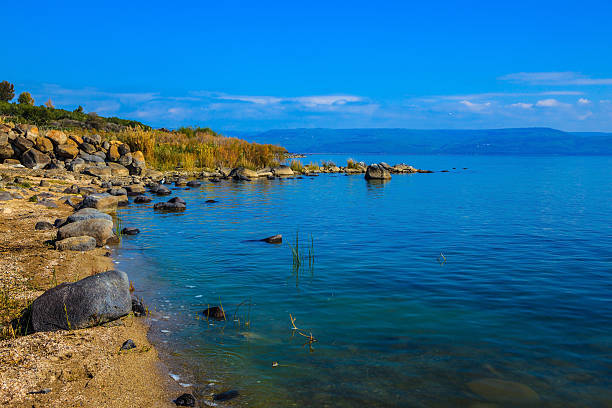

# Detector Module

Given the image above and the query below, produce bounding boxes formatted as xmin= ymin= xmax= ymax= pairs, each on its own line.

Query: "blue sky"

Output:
xmin=4 ymin=0 xmax=612 ymax=131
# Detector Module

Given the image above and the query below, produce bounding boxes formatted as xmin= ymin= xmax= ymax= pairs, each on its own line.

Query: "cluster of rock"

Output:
xmin=0 ymin=123 xmax=147 ymax=177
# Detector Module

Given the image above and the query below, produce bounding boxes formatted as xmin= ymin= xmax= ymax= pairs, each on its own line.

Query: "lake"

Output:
xmin=114 ymin=155 xmax=612 ymax=407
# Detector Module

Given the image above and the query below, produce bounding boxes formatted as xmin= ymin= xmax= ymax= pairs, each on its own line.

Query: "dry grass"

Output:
xmin=72 ymin=126 xmax=287 ymax=171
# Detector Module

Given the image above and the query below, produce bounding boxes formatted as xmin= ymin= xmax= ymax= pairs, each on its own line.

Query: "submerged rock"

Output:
xmin=155 ymin=185 xmax=172 ymax=195
xmin=203 ymin=306 xmax=226 ymax=320
xmin=173 ymin=393 xmax=196 ymax=407
xmin=467 ymin=378 xmax=540 ymax=405
xmin=213 ymin=390 xmax=239 ymax=401
xmin=153 ymin=199 xmax=186 ymax=212
xmin=30 ymin=270 xmax=131 ymax=332
xmin=186 ymin=180 xmax=201 ymax=187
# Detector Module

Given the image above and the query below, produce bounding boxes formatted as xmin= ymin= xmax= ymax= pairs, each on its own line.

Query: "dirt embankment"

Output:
xmin=0 ymin=167 xmax=181 ymax=407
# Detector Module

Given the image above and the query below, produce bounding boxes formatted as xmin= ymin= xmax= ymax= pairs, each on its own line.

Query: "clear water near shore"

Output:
xmin=114 ymin=155 xmax=612 ymax=407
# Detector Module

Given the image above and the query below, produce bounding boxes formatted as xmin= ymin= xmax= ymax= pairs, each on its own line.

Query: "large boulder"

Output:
xmin=78 ymin=193 xmax=120 ymax=211
xmin=125 ymin=184 xmax=145 ymax=196
xmin=22 ymin=149 xmax=51 ymax=170
xmin=82 ymin=134 xmax=101 ymax=147
xmin=272 ymin=165 xmax=294 ymax=177
xmin=55 ymin=143 xmax=79 ymax=160
xmin=107 ymin=162 xmax=129 ymax=177
xmin=84 ymin=166 xmax=112 ymax=178
xmin=12 ymin=135 xmax=34 ymax=153
xmin=35 ymin=137 xmax=54 ymax=154
xmin=118 ymin=153 xmax=132 ymax=167
xmin=364 ymin=164 xmax=391 ymax=180
xmin=30 ymin=270 xmax=131 ymax=332
xmin=230 ymin=167 xmax=258 ymax=180
xmin=46 ymin=130 xmax=68 ymax=146
xmin=55 ymin=236 xmax=97 ymax=251
xmin=66 ymin=208 xmax=112 ymax=224
xmin=57 ymin=218 xmax=114 ymax=246
xmin=0 ymin=144 xmax=14 ymax=160
xmin=107 ymin=145 xmax=120 ymax=161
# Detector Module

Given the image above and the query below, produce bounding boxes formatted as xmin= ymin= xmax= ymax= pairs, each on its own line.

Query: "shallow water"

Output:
xmin=115 ymin=155 xmax=612 ymax=407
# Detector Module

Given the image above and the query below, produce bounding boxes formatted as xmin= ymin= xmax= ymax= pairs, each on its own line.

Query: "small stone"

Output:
xmin=55 ymin=236 xmax=97 ymax=251
xmin=205 ymin=199 xmax=218 ymax=203
xmin=132 ymin=298 xmax=146 ymax=316
xmin=174 ymin=393 xmax=195 ymax=407
xmin=120 ymin=339 xmax=136 ymax=351
xmin=35 ymin=221 xmax=54 ymax=231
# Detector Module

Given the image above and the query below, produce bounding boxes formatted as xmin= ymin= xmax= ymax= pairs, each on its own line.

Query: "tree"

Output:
xmin=0 ymin=81 xmax=15 ymax=102
xmin=74 ymin=105 xmax=84 ymax=113
xmin=45 ymin=98 xmax=54 ymax=109
xmin=18 ymin=92 xmax=35 ymax=106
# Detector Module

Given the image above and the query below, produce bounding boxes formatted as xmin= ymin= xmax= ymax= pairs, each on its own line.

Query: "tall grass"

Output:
xmin=288 ymin=232 xmax=315 ymax=283
xmin=98 ymin=126 xmax=287 ymax=171
xmin=290 ymin=160 xmax=304 ymax=173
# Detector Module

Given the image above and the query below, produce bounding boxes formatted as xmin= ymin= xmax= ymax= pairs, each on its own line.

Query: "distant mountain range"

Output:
xmin=228 ymin=128 xmax=612 ymax=155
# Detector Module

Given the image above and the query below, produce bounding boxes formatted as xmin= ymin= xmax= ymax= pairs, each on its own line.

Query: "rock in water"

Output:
xmin=31 ymin=270 xmax=131 ymax=332
xmin=203 ymin=306 xmax=226 ymax=320
xmin=55 ymin=236 xmax=97 ymax=251
xmin=262 ymin=234 xmax=282 ymax=244
xmin=174 ymin=393 xmax=196 ymax=406
xmin=467 ymin=378 xmax=540 ymax=405
xmin=134 ymin=195 xmax=152 ymax=203
xmin=213 ymin=390 xmax=239 ymax=401
xmin=57 ymin=218 xmax=114 ymax=246
xmin=153 ymin=201 xmax=186 ymax=212
xmin=364 ymin=164 xmax=392 ymax=180
xmin=186 ymin=180 xmax=201 ymax=187
xmin=122 ymin=227 xmax=140 ymax=235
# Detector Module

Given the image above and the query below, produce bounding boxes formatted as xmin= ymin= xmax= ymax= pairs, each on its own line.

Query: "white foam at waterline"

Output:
xmin=169 ymin=373 xmax=180 ymax=381
xmin=186 ymin=285 xmax=196 ymax=288
xmin=203 ymin=401 xmax=218 ymax=407
xmin=195 ymin=295 xmax=203 ymax=298
xmin=179 ymin=383 xmax=192 ymax=387
xmin=161 ymin=329 xmax=170 ymax=333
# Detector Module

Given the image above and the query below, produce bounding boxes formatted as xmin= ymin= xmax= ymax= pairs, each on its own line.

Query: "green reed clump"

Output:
xmin=289 ymin=232 xmax=315 ymax=276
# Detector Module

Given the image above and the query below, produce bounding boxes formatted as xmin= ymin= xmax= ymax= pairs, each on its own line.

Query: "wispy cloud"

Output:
xmin=577 ymin=98 xmax=591 ymax=105
xmin=459 ymin=100 xmax=491 ymax=112
xmin=536 ymin=98 xmax=567 ymax=107
xmin=215 ymin=93 xmax=363 ymax=107
xmin=500 ymin=72 xmax=612 ymax=86
xmin=509 ymin=102 xmax=534 ymax=109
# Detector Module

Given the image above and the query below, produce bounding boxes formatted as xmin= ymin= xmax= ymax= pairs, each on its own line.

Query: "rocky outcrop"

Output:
xmin=365 ymin=164 xmax=392 ymax=180
xmin=30 ymin=270 xmax=132 ymax=331
xmin=0 ymin=123 xmax=147 ymax=178
xmin=272 ymin=165 xmax=294 ymax=177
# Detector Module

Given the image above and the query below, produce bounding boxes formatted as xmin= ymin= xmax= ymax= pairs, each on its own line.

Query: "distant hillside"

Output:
xmin=237 ymin=128 xmax=612 ymax=155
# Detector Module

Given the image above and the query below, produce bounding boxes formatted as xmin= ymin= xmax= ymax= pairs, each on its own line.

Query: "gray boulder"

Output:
xmin=78 ymin=193 xmax=120 ymax=211
xmin=272 ymin=165 xmax=294 ymax=177
xmin=55 ymin=236 xmax=97 ymax=251
xmin=125 ymin=184 xmax=145 ymax=196
xmin=22 ymin=149 xmax=51 ymax=170
xmin=108 ymin=187 xmax=128 ymax=196
xmin=57 ymin=218 xmax=114 ymax=246
xmin=364 ymin=164 xmax=392 ymax=180
xmin=66 ymin=208 xmax=112 ymax=224
xmin=30 ymin=270 xmax=131 ymax=332
xmin=153 ymin=200 xmax=186 ymax=211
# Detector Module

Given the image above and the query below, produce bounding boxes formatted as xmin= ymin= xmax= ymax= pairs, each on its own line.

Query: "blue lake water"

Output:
xmin=114 ymin=155 xmax=612 ymax=407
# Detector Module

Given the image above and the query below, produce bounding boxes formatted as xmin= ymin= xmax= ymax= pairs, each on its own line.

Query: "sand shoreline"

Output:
xmin=0 ymin=166 xmax=183 ymax=407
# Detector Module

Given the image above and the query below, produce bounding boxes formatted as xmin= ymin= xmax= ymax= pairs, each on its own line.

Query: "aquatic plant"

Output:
xmin=289 ymin=314 xmax=317 ymax=352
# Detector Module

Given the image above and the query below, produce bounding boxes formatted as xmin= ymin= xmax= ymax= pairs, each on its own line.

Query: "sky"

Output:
xmin=3 ymin=0 xmax=612 ymax=131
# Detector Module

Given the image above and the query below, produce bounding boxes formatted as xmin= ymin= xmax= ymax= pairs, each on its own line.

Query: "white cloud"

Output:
xmin=500 ymin=72 xmax=612 ymax=86
xmin=536 ymin=99 xmax=564 ymax=107
xmin=509 ymin=102 xmax=533 ymax=109
xmin=577 ymin=98 xmax=591 ymax=105
xmin=459 ymin=100 xmax=491 ymax=111
xmin=215 ymin=93 xmax=362 ymax=107
xmin=578 ymin=112 xmax=593 ymax=120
